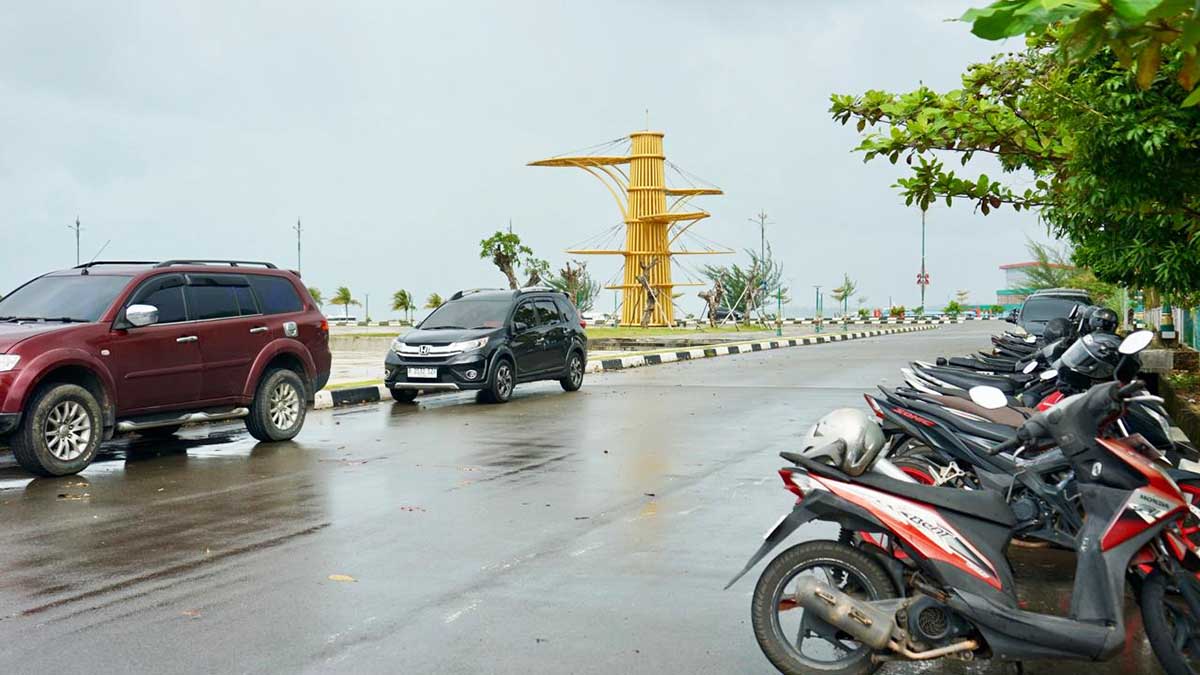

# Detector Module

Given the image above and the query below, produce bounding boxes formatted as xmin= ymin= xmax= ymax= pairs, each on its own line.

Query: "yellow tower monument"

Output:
xmin=529 ymin=131 xmax=725 ymax=327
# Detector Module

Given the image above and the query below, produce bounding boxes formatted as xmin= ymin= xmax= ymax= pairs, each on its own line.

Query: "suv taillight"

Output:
xmin=320 ymin=319 xmax=329 ymax=332
xmin=580 ymin=319 xmax=587 ymax=329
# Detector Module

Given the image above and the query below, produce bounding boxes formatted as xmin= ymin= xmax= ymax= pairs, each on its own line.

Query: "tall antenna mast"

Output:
xmin=293 ymin=218 xmax=303 ymax=273
xmin=68 ymin=217 xmax=82 ymax=265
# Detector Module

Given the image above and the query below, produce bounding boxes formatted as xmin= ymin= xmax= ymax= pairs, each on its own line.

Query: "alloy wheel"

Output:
xmin=497 ymin=364 xmax=514 ymax=398
xmin=570 ymin=355 xmax=583 ymax=387
xmin=43 ymin=400 xmax=92 ymax=461
xmin=269 ymin=382 xmax=301 ymax=430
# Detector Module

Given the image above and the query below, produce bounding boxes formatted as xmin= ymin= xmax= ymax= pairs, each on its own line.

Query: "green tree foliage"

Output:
xmin=1020 ymin=239 xmax=1122 ymax=308
xmin=857 ymin=307 xmax=870 ymax=319
xmin=831 ymin=39 xmax=1200 ymax=294
xmin=392 ymin=289 xmax=415 ymax=323
xmin=963 ymin=0 xmax=1200 ymax=104
xmin=1022 ymin=240 xmax=1076 ymax=289
xmin=547 ymin=260 xmax=600 ymax=312
xmin=425 ymin=292 xmax=444 ymax=309
xmin=307 ymin=287 xmax=324 ymax=307
xmin=330 ymin=286 xmax=360 ymax=318
xmin=479 ymin=230 xmax=549 ymax=289
xmin=944 ymin=300 xmax=964 ymax=318
xmin=889 ymin=305 xmax=906 ymax=318
xmin=989 ymin=304 xmax=1005 ymax=313
xmin=830 ymin=273 xmax=857 ymax=316
xmin=701 ymin=247 xmax=788 ymax=321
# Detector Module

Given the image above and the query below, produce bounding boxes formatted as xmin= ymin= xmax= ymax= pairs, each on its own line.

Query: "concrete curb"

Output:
xmin=313 ymin=385 xmax=388 ymax=410
xmin=586 ymin=325 xmax=938 ymax=374
xmin=313 ymin=324 xmax=941 ymax=410
xmin=593 ymin=317 xmax=995 ymax=328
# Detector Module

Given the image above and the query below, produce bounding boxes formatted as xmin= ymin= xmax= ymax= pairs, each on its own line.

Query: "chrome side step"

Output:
xmin=116 ymin=407 xmax=250 ymax=432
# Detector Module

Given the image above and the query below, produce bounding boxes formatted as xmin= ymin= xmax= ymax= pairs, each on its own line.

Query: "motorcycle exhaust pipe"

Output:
xmin=794 ymin=577 xmax=899 ymax=650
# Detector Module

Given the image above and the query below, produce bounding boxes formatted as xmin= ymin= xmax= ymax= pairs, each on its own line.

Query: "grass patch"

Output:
xmin=326 ymin=379 xmax=384 ymax=391
xmin=586 ymin=325 xmax=772 ymax=339
xmin=332 ymin=332 xmax=404 ymax=339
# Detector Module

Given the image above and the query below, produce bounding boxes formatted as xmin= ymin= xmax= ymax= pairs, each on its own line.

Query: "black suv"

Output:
xmin=384 ymin=288 xmax=587 ymax=403
xmin=1011 ymin=288 xmax=1092 ymax=336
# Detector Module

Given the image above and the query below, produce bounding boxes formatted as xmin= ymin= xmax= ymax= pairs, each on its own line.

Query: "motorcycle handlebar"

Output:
xmin=986 ymin=435 xmax=1023 ymax=456
xmin=1117 ymin=380 xmax=1145 ymax=400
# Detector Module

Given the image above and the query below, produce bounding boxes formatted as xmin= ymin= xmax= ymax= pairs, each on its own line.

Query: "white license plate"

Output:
xmin=407 ymin=367 xmax=437 ymax=379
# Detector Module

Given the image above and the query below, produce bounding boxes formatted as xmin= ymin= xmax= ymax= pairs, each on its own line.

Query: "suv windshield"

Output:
xmin=421 ymin=297 xmax=511 ymax=330
xmin=0 ymin=275 xmax=130 ymax=322
xmin=1022 ymin=296 xmax=1084 ymax=322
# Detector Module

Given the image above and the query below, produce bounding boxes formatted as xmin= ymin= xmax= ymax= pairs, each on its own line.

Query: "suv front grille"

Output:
xmin=395 ymin=344 xmax=464 ymax=358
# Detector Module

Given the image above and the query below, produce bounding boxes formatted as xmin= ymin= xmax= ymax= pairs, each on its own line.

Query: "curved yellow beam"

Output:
xmin=576 ymin=163 xmax=629 ymax=221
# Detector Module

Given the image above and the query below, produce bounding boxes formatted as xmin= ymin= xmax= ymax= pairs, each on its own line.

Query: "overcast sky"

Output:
xmin=0 ymin=1 xmax=1053 ymax=317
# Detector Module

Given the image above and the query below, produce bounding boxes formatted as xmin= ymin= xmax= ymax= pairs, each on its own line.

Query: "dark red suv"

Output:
xmin=0 ymin=260 xmax=331 ymax=476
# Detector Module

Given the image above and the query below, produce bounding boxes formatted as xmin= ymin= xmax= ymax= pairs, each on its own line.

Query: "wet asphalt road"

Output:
xmin=0 ymin=323 xmax=1166 ymax=674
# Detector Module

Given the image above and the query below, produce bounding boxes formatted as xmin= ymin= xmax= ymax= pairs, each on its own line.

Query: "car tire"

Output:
xmin=390 ymin=388 xmax=419 ymax=404
xmin=11 ymin=383 xmax=104 ymax=477
xmin=245 ymin=368 xmax=307 ymax=442
xmin=481 ymin=358 xmax=515 ymax=404
xmin=560 ymin=351 xmax=584 ymax=392
xmin=139 ymin=425 xmax=182 ymax=439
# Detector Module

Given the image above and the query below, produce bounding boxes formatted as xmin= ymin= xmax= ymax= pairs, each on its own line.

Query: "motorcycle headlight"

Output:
xmin=449 ymin=337 xmax=489 ymax=353
xmin=0 ymin=355 xmax=19 ymax=372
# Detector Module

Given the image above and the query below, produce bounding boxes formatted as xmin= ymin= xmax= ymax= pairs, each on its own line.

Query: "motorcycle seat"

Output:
xmin=917 ymin=367 xmax=1018 ymax=395
xmin=787 ymin=455 xmax=1016 ymax=526
xmin=935 ymin=396 xmax=1031 ymax=428
xmin=947 ymin=356 xmax=1016 ymax=373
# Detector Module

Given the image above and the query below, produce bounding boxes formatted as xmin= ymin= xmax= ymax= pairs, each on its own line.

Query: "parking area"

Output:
xmin=0 ymin=323 xmax=1167 ymax=673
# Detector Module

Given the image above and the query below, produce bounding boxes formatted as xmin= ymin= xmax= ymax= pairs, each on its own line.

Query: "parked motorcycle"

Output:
xmin=729 ymin=333 xmax=1200 ymax=674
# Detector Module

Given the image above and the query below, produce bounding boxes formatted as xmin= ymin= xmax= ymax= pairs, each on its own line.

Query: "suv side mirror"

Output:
xmin=512 ymin=321 xmax=529 ymax=334
xmin=126 ymin=304 xmax=159 ymax=328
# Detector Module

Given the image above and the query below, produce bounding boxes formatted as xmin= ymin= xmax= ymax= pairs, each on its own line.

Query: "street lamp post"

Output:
xmin=919 ymin=210 xmax=927 ymax=315
xmin=776 ymin=286 xmax=782 ymax=337
xmin=813 ymin=285 xmax=822 ymax=333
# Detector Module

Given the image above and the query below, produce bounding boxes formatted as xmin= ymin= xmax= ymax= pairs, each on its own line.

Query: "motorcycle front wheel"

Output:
xmin=1142 ymin=568 xmax=1200 ymax=675
xmin=751 ymin=540 xmax=896 ymax=675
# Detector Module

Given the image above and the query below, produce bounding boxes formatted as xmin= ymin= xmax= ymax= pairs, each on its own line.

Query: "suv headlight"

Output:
xmin=449 ymin=337 xmax=489 ymax=352
xmin=391 ymin=338 xmax=406 ymax=353
xmin=0 ymin=355 xmax=19 ymax=372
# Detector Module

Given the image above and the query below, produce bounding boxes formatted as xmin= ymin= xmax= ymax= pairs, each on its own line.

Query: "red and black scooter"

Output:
xmin=728 ymin=369 xmax=1200 ymax=672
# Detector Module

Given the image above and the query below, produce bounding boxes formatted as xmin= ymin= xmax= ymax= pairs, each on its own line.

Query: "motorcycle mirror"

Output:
xmin=969 ymin=386 xmax=1009 ymax=410
xmin=1119 ymin=329 xmax=1154 ymax=355
xmin=1022 ymin=361 xmax=1038 ymax=374
xmin=1040 ymin=368 xmax=1059 ymax=381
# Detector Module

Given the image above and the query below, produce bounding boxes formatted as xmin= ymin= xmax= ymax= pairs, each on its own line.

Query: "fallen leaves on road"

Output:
xmin=398 ymin=506 xmax=426 ymax=512
xmin=56 ymin=492 xmax=90 ymax=501
xmin=328 ymin=574 xmax=357 ymax=582
xmin=180 ymin=609 xmax=202 ymax=619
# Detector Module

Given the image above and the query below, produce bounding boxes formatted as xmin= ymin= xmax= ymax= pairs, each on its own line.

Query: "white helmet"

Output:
xmin=799 ymin=408 xmax=886 ymax=473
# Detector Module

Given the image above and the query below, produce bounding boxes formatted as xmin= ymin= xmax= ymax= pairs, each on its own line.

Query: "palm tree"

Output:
xmin=392 ymin=289 xmax=415 ymax=323
xmin=330 ymin=286 xmax=361 ymax=318
xmin=830 ymin=273 xmax=857 ymax=318
xmin=1023 ymin=240 xmax=1075 ymax=289
xmin=425 ymin=292 xmax=444 ymax=309
xmin=307 ymin=287 xmax=324 ymax=308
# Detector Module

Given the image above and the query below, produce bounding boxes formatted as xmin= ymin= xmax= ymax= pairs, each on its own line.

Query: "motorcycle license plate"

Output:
xmin=407 ymin=367 xmax=437 ymax=379
xmin=763 ymin=513 xmax=790 ymax=540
